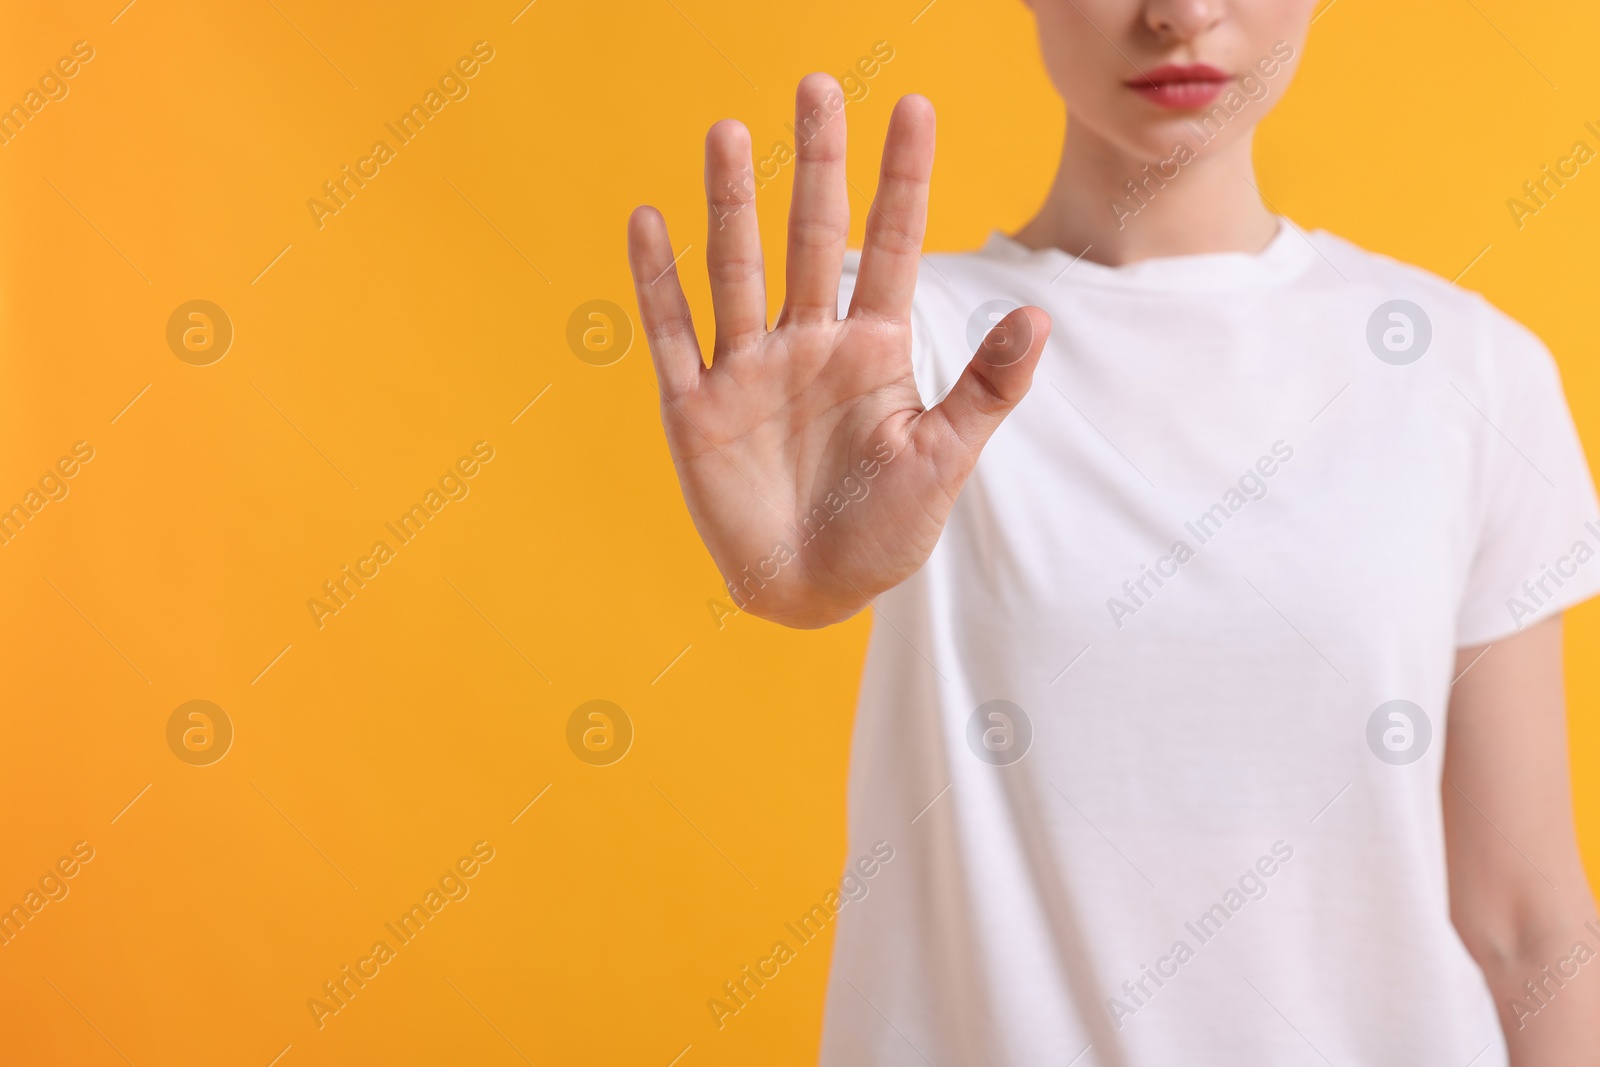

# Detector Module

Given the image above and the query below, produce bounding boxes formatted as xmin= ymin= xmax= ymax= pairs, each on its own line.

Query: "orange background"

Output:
xmin=2 ymin=1 xmax=1598 ymax=1064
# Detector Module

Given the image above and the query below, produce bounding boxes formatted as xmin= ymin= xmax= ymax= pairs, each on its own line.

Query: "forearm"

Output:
xmin=1444 ymin=618 xmax=1600 ymax=1064
xmin=1471 ymin=920 xmax=1600 ymax=1063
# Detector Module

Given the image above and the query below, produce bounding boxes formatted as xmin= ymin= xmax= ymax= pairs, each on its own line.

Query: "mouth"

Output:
xmin=1125 ymin=64 xmax=1232 ymax=110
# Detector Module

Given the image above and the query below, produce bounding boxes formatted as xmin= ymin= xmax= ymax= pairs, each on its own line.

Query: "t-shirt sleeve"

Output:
xmin=838 ymin=250 xmax=951 ymax=410
xmin=1454 ymin=304 xmax=1600 ymax=646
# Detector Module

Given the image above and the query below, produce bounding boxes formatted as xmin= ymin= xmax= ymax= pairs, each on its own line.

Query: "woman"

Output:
xmin=627 ymin=0 xmax=1600 ymax=1062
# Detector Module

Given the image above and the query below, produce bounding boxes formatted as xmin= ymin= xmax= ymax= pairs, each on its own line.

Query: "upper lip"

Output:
xmin=1126 ymin=63 xmax=1232 ymax=87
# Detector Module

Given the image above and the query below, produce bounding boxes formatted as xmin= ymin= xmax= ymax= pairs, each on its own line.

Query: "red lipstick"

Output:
xmin=1126 ymin=63 xmax=1232 ymax=110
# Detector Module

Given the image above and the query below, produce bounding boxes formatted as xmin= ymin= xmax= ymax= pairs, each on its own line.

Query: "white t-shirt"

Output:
xmin=822 ymin=219 xmax=1600 ymax=1066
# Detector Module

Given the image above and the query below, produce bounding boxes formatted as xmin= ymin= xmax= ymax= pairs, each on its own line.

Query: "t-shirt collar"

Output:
xmin=980 ymin=216 xmax=1319 ymax=293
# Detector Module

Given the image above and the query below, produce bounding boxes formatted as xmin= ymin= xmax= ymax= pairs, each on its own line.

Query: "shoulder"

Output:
xmin=1303 ymin=227 xmax=1560 ymax=392
xmin=1302 ymin=227 xmax=1481 ymax=320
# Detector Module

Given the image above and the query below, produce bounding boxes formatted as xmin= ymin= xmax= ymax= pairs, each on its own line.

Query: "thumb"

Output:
xmin=917 ymin=305 xmax=1051 ymax=470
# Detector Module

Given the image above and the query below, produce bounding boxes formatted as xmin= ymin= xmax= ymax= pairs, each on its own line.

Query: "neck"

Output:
xmin=1012 ymin=118 xmax=1279 ymax=266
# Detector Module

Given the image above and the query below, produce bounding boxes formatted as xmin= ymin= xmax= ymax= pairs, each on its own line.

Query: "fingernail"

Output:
xmin=979 ymin=310 xmax=1033 ymax=369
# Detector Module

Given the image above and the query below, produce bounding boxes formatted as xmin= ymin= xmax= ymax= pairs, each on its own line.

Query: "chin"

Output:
xmin=1086 ymin=110 xmax=1198 ymax=163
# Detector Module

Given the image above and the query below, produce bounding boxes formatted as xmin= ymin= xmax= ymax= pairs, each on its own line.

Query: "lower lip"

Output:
xmin=1129 ymin=80 xmax=1229 ymax=109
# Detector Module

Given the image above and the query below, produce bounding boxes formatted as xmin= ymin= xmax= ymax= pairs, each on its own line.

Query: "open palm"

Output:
xmin=627 ymin=74 xmax=1051 ymax=628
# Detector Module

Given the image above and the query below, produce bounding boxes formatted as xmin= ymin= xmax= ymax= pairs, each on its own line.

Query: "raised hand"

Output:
xmin=627 ymin=74 xmax=1051 ymax=629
